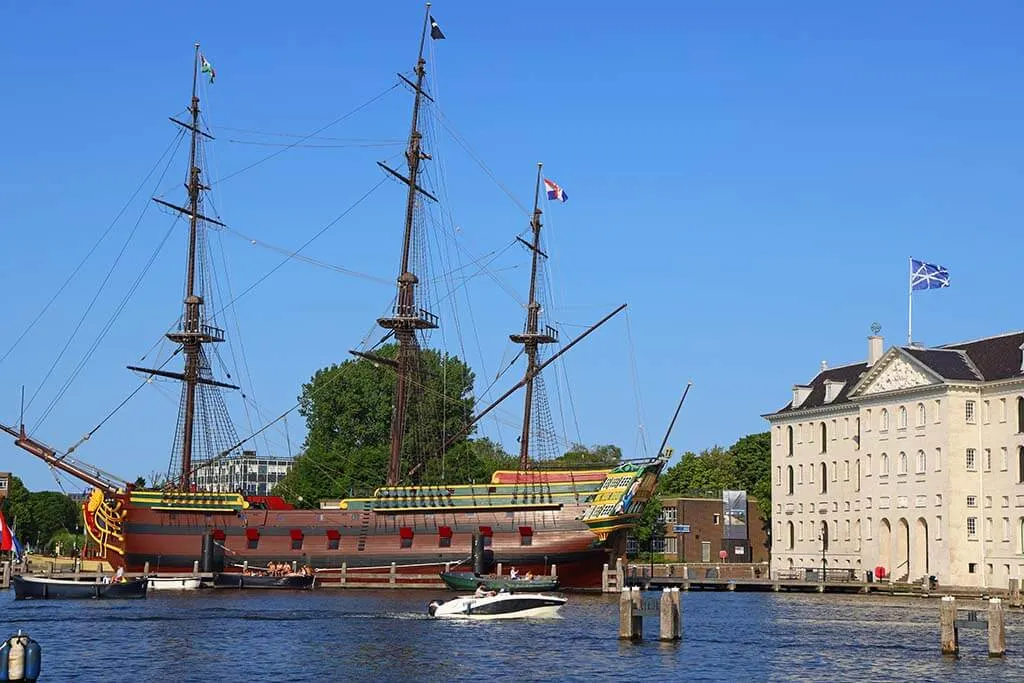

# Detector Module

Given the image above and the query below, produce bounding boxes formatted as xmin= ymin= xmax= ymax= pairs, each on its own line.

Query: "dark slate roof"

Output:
xmin=903 ymin=348 xmax=981 ymax=381
xmin=770 ymin=331 xmax=1024 ymax=416
xmin=772 ymin=362 xmax=868 ymax=415
xmin=942 ymin=331 xmax=1024 ymax=381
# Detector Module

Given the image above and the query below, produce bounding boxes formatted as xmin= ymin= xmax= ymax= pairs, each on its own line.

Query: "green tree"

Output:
xmin=25 ymin=491 xmax=80 ymax=548
xmin=421 ymin=438 xmax=517 ymax=484
xmin=45 ymin=529 xmax=86 ymax=556
xmin=658 ymin=446 xmax=736 ymax=496
xmin=633 ymin=493 xmax=663 ymax=551
xmin=548 ymin=443 xmax=622 ymax=469
xmin=275 ymin=346 xmax=477 ymax=503
xmin=729 ymin=431 xmax=772 ymax=519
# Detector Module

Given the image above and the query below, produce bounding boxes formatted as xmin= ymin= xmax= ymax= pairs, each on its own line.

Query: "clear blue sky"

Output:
xmin=4 ymin=2 xmax=1024 ymax=491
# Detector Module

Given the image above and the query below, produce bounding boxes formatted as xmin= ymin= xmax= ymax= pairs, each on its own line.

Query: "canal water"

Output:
xmin=2 ymin=589 xmax=1023 ymax=681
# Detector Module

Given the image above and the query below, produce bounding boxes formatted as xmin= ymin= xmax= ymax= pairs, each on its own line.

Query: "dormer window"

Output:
xmin=792 ymin=385 xmax=812 ymax=408
xmin=823 ymin=380 xmax=845 ymax=403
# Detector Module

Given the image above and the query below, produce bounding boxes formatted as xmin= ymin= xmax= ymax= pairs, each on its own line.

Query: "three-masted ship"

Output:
xmin=1 ymin=7 xmax=668 ymax=588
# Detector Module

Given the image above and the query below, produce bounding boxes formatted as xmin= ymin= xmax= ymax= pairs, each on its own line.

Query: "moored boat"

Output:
xmin=212 ymin=573 xmax=315 ymax=590
xmin=147 ymin=576 xmax=201 ymax=591
xmin=12 ymin=575 xmax=148 ymax=600
xmin=439 ymin=571 xmax=559 ymax=592
xmin=428 ymin=592 xmax=566 ymax=619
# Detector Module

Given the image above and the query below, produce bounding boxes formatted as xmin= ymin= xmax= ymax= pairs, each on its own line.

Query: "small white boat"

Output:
xmin=147 ymin=576 xmax=201 ymax=591
xmin=428 ymin=592 xmax=566 ymax=619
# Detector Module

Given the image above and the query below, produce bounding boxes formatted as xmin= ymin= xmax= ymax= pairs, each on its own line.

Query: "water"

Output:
xmin=2 ymin=589 xmax=1023 ymax=681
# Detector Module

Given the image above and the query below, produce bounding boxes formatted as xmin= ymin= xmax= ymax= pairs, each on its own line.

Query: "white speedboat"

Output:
xmin=147 ymin=576 xmax=201 ymax=591
xmin=428 ymin=592 xmax=566 ymax=619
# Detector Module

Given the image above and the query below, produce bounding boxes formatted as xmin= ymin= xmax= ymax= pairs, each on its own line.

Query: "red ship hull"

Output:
xmin=112 ymin=501 xmax=621 ymax=589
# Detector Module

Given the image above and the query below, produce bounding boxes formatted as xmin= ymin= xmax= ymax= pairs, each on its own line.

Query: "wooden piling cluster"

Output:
xmin=939 ymin=596 xmax=1006 ymax=658
xmin=619 ymin=586 xmax=682 ymax=641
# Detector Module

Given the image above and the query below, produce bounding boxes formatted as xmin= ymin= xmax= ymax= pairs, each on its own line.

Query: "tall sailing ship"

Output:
xmin=1 ymin=8 xmax=670 ymax=588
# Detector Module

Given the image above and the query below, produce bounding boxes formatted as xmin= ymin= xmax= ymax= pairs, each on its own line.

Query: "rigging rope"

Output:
xmin=27 ymin=132 xmax=186 ymax=417
xmin=1 ymin=131 xmax=185 ymax=369
xmin=211 ymin=83 xmax=400 ymax=186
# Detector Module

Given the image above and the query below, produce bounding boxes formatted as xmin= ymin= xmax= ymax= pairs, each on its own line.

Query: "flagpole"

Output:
xmin=907 ymin=257 xmax=913 ymax=345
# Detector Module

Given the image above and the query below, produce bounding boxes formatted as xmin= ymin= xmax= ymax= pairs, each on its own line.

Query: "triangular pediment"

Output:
xmin=850 ymin=349 xmax=943 ymax=397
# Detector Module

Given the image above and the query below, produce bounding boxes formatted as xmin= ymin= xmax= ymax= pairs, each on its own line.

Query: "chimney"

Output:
xmin=868 ymin=335 xmax=883 ymax=367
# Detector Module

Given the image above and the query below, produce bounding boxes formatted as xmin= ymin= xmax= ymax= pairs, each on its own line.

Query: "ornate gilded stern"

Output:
xmin=83 ymin=488 xmax=128 ymax=558
xmin=580 ymin=456 xmax=667 ymax=540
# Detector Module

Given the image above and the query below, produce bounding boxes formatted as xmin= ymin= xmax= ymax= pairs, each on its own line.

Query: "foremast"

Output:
xmin=131 ymin=43 xmax=238 ymax=489
xmin=510 ymin=164 xmax=558 ymax=469
xmin=376 ymin=6 xmax=439 ymax=487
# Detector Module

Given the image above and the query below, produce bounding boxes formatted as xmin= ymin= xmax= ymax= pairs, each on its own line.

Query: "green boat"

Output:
xmin=440 ymin=571 xmax=560 ymax=592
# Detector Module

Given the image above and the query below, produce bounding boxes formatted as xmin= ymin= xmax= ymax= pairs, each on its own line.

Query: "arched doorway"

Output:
xmin=896 ymin=519 xmax=910 ymax=581
xmin=913 ymin=517 xmax=929 ymax=578
xmin=878 ymin=519 xmax=892 ymax=577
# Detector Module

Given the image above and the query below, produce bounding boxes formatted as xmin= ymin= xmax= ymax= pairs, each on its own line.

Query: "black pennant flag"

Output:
xmin=430 ymin=15 xmax=446 ymax=40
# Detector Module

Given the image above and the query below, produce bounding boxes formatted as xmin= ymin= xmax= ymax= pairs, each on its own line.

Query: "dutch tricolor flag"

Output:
xmin=544 ymin=178 xmax=568 ymax=203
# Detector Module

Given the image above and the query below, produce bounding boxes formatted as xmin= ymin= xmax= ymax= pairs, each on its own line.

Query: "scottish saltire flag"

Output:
xmin=911 ymin=259 xmax=950 ymax=291
xmin=0 ymin=509 xmax=11 ymax=552
xmin=544 ymin=178 xmax=568 ymax=203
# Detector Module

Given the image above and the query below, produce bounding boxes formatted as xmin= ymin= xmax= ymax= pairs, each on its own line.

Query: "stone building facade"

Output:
xmin=765 ymin=331 xmax=1024 ymax=588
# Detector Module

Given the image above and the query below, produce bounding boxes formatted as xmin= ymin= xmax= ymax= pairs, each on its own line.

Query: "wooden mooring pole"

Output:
xmin=1 ymin=560 xmax=10 ymax=589
xmin=659 ymin=587 xmax=681 ymax=641
xmin=988 ymin=598 xmax=1006 ymax=658
xmin=619 ymin=587 xmax=642 ymax=641
xmin=1009 ymin=578 xmax=1021 ymax=608
xmin=940 ymin=596 xmax=959 ymax=657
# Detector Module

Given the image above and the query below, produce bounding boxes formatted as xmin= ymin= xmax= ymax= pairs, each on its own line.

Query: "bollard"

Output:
xmin=242 ymin=561 xmax=248 ymax=574
xmin=1010 ymin=578 xmax=1021 ymax=607
xmin=672 ymin=587 xmax=682 ymax=637
xmin=340 ymin=561 xmax=347 ymax=586
xmin=659 ymin=587 xmax=681 ymax=641
xmin=940 ymin=596 xmax=959 ymax=656
xmin=616 ymin=557 xmax=624 ymax=587
xmin=630 ymin=586 xmax=643 ymax=640
xmin=550 ymin=564 xmax=557 ymax=578
xmin=988 ymin=598 xmax=1006 ymax=658
xmin=602 ymin=563 xmax=610 ymax=592
xmin=143 ymin=561 xmax=150 ymax=576
xmin=1 ymin=560 xmax=10 ymax=589
xmin=496 ymin=562 xmax=503 ymax=577
xmin=618 ymin=587 xmax=637 ymax=640
xmin=292 ymin=561 xmax=297 ymax=574
xmin=192 ymin=560 xmax=200 ymax=577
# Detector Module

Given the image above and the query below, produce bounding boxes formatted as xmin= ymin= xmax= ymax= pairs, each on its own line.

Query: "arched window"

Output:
xmin=881 ymin=453 xmax=889 ymax=475
xmin=855 ymin=417 xmax=861 ymax=445
xmin=881 ymin=409 xmax=890 ymax=431
xmin=820 ymin=521 xmax=829 ymax=552
xmin=1018 ymin=397 xmax=1024 ymax=434
xmin=1019 ymin=446 xmax=1024 ymax=485
xmin=916 ymin=450 xmax=926 ymax=474
xmin=820 ymin=463 xmax=828 ymax=494
xmin=820 ymin=422 xmax=827 ymax=453
xmin=787 ymin=425 xmax=794 ymax=456
xmin=788 ymin=521 xmax=795 ymax=550
xmin=917 ymin=403 xmax=926 ymax=426
xmin=898 ymin=452 xmax=908 ymax=475
xmin=898 ymin=406 xmax=907 ymax=429
xmin=787 ymin=466 xmax=794 ymax=495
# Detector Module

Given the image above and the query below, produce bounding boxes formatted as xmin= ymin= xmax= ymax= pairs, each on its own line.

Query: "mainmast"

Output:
xmin=132 ymin=43 xmax=237 ymax=489
xmin=510 ymin=164 xmax=558 ymax=469
xmin=376 ymin=6 xmax=439 ymax=486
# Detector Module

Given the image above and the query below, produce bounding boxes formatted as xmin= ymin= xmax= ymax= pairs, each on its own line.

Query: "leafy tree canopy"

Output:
xmin=1 ymin=475 xmax=82 ymax=549
xmin=546 ymin=443 xmax=622 ymax=470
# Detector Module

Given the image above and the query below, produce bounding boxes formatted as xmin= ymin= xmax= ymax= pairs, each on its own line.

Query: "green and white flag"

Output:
xmin=200 ymin=54 xmax=216 ymax=83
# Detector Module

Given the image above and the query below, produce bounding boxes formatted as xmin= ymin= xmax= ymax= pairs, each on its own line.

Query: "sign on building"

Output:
xmin=722 ymin=490 xmax=748 ymax=540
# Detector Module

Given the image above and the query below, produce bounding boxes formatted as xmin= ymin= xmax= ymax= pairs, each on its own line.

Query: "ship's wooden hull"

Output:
xmin=112 ymin=501 xmax=616 ymax=588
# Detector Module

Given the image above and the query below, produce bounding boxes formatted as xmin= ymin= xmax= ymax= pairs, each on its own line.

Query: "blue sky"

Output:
xmin=4 ymin=2 xmax=1024 ymax=491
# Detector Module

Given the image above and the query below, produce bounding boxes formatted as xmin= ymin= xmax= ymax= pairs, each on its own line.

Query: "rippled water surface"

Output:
xmin=3 ymin=588 xmax=1024 ymax=681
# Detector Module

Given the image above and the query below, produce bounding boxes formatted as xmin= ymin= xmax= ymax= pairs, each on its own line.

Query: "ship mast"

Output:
xmin=376 ymin=6 xmax=439 ymax=486
xmin=132 ymin=43 xmax=237 ymax=489
xmin=510 ymin=164 xmax=558 ymax=469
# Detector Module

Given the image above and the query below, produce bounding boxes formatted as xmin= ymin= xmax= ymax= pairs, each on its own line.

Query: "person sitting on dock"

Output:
xmin=509 ymin=567 xmax=519 ymax=580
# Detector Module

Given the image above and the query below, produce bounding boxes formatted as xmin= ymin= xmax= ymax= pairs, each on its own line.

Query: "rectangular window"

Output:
xmin=865 ymin=517 xmax=873 ymax=540
xmin=935 ymin=516 xmax=942 ymax=540
xmin=798 ymin=464 xmax=804 ymax=483
xmin=968 ymin=562 xmax=977 ymax=573
xmin=1003 ymin=518 xmax=1011 ymax=542
xmin=1001 ymin=447 xmax=1009 ymax=472
xmin=967 ymin=495 xmax=977 ymax=508
xmin=519 ymin=526 xmax=533 ymax=546
xmin=935 ymin=494 xmax=942 ymax=506
xmin=713 ymin=513 xmax=721 ymax=525
xmin=843 ymin=418 xmax=849 ymax=438
xmin=775 ymin=466 xmax=781 ymax=486
xmin=844 ymin=461 xmax=850 ymax=481
xmin=399 ymin=526 xmax=414 ymax=549
xmin=966 ymin=448 xmax=976 ymax=471
xmin=935 ymin=447 xmax=942 ymax=472
xmin=983 ymin=400 xmax=990 ymax=424
xmin=246 ymin=528 xmax=260 ymax=550
xmin=966 ymin=400 xmax=976 ymax=424
xmin=967 ymin=517 xmax=977 ymax=538
xmin=934 ymin=400 xmax=941 ymax=424
xmin=326 ymin=530 xmax=341 ymax=550
xmin=1000 ymin=398 xmax=1008 ymax=422
xmin=985 ymin=449 xmax=992 ymax=472
xmin=1003 ymin=496 xmax=1010 ymax=508
xmin=832 ymin=461 xmax=838 ymax=482
xmin=290 ymin=529 xmax=304 ymax=551
xmin=479 ymin=526 xmax=493 ymax=547
xmin=865 ymin=409 xmax=872 ymax=431
xmin=438 ymin=526 xmax=453 ymax=548
xmin=986 ymin=517 xmax=993 ymax=541
xmin=986 ymin=496 xmax=993 ymax=508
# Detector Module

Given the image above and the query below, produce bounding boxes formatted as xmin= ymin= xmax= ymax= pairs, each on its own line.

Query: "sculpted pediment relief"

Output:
xmin=859 ymin=355 xmax=937 ymax=395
